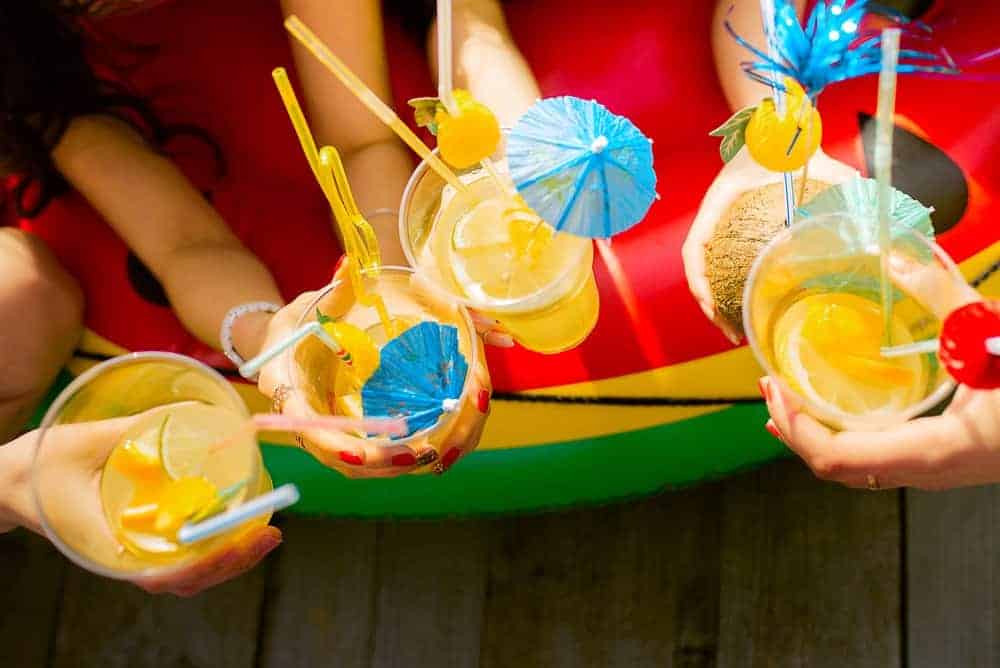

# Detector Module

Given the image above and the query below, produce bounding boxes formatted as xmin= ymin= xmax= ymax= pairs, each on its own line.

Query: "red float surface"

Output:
xmin=10 ymin=0 xmax=999 ymax=393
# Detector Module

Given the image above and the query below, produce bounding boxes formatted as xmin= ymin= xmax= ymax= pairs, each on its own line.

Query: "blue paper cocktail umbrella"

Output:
xmin=361 ymin=322 xmax=469 ymax=438
xmin=506 ymin=96 xmax=657 ymax=239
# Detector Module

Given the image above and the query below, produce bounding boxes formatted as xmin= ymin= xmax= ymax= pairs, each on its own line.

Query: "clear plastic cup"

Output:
xmin=287 ymin=266 xmax=485 ymax=465
xmin=399 ymin=150 xmax=599 ymax=354
xmin=744 ymin=212 xmax=968 ymax=430
xmin=32 ymin=352 xmax=272 ymax=579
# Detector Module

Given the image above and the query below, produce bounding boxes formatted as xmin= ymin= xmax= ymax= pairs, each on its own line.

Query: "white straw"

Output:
xmin=437 ymin=0 xmax=458 ymax=116
xmin=239 ymin=321 xmax=345 ymax=379
xmin=436 ymin=0 xmax=515 ymax=198
xmin=876 ymin=29 xmax=901 ymax=349
xmin=177 ymin=483 xmax=300 ymax=545
xmin=882 ymin=335 xmax=1000 ymax=359
xmin=879 ymin=339 xmax=939 ymax=358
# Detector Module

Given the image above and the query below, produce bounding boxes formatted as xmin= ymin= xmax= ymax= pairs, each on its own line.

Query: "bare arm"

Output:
xmin=428 ymin=0 xmax=541 ymax=127
xmin=0 ymin=431 xmax=36 ymax=533
xmin=280 ymin=0 xmax=411 ymax=265
xmin=712 ymin=0 xmax=807 ymax=111
xmin=52 ymin=116 xmax=283 ymax=358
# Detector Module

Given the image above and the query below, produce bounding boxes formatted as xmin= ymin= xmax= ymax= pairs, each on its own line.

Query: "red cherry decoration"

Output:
xmin=939 ymin=301 xmax=1000 ymax=389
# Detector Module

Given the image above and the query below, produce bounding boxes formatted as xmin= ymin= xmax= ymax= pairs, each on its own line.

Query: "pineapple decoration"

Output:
xmin=700 ymin=0 xmax=960 ymax=337
xmin=711 ymin=77 xmax=822 ymax=172
xmin=409 ymin=90 xmax=502 ymax=169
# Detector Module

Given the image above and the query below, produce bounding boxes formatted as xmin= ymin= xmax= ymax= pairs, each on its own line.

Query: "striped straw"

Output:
xmin=239 ymin=321 xmax=347 ymax=379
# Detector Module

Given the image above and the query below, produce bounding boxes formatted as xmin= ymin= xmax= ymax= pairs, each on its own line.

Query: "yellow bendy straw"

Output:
xmin=269 ymin=70 xmax=396 ymax=338
xmin=284 ymin=15 xmax=468 ymax=194
xmin=317 ymin=146 xmax=397 ymax=337
xmin=272 ymin=67 xmax=320 ymax=180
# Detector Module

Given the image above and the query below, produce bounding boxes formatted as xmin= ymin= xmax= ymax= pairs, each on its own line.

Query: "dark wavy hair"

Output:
xmin=0 ymin=1 xmax=221 ymax=218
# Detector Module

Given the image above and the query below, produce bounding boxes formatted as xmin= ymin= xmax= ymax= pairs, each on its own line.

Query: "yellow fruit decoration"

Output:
xmin=709 ymin=77 xmax=822 ymax=172
xmin=316 ymin=311 xmax=380 ymax=384
xmin=409 ymin=90 xmax=501 ymax=169
xmin=154 ymin=476 xmax=218 ymax=536
xmin=108 ymin=439 xmax=163 ymax=484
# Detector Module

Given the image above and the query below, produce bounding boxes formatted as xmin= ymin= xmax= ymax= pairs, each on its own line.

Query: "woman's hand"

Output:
xmin=760 ymin=270 xmax=989 ymax=491
xmin=682 ymin=149 xmax=858 ymax=342
xmin=256 ymin=259 xmax=495 ymax=477
xmin=4 ymin=416 xmax=281 ymax=597
xmin=761 ymin=376 xmax=1000 ymax=490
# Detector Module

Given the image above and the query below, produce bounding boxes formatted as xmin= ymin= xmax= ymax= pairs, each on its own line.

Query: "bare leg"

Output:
xmin=0 ymin=229 xmax=83 ymax=442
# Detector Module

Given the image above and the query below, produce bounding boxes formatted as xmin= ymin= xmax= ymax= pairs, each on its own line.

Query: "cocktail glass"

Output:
xmin=32 ymin=352 xmax=272 ymax=579
xmin=287 ymin=266 xmax=485 ymax=467
xmin=400 ymin=150 xmax=599 ymax=354
xmin=744 ymin=212 xmax=969 ymax=430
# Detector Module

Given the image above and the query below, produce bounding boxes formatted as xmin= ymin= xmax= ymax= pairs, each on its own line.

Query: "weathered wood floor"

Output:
xmin=2 ymin=459 xmax=997 ymax=667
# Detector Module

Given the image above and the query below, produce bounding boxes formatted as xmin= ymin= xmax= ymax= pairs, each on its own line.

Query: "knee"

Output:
xmin=0 ymin=229 xmax=83 ymax=391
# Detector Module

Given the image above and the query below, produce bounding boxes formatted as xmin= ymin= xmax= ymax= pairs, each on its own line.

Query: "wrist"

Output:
xmin=220 ymin=302 xmax=282 ymax=370
xmin=0 ymin=433 xmax=39 ymax=534
xmin=231 ymin=310 xmax=274 ymax=362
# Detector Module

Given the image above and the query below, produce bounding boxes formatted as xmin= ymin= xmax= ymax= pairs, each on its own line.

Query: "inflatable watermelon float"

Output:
xmin=15 ymin=0 xmax=1000 ymax=516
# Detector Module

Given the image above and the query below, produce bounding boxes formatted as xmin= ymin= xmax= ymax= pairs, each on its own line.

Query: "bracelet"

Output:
xmin=220 ymin=301 xmax=282 ymax=370
xmin=364 ymin=208 xmax=398 ymax=220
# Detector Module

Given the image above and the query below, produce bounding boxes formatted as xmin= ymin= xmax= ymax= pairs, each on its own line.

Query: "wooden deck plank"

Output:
xmin=480 ymin=488 xmax=722 ymax=668
xmin=257 ymin=517 xmax=377 ymax=668
xmin=906 ymin=486 xmax=1000 ymax=668
xmin=51 ymin=546 xmax=270 ymax=668
xmin=717 ymin=460 xmax=902 ymax=668
xmin=0 ymin=529 xmax=66 ymax=668
xmin=370 ymin=520 xmax=490 ymax=668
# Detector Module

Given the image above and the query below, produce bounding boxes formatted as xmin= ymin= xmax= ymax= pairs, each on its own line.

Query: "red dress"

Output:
xmin=12 ymin=0 xmax=1000 ymax=396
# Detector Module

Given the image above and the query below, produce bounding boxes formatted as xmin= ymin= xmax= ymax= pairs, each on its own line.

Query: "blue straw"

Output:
xmin=177 ymin=483 xmax=300 ymax=545
xmin=760 ymin=0 xmax=796 ymax=227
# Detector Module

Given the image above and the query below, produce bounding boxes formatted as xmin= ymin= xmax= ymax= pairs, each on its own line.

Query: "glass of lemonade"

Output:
xmin=744 ymin=212 xmax=969 ymax=431
xmin=287 ymin=265 xmax=485 ymax=466
xmin=400 ymin=150 xmax=600 ymax=354
xmin=32 ymin=352 xmax=272 ymax=579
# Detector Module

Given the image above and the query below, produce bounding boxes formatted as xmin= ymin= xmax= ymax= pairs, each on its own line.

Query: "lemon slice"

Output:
xmin=773 ymin=293 xmax=927 ymax=416
xmin=158 ymin=412 xmax=211 ymax=481
xmin=449 ymin=196 xmax=585 ymax=306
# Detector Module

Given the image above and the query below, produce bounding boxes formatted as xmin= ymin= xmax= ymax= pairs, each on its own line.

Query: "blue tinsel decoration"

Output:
xmin=727 ymin=0 xmax=958 ymax=96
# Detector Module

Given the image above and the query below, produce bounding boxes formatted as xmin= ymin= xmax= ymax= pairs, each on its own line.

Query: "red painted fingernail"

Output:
xmin=333 ymin=255 xmax=346 ymax=276
xmin=338 ymin=451 xmax=363 ymax=465
xmin=477 ymin=388 xmax=491 ymax=413
xmin=765 ymin=420 xmax=783 ymax=441
xmin=392 ymin=453 xmax=416 ymax=467
xmin=441 ymin=447 xmax=462 ymax=470
xmin=760 ymin=377 xmax=772 ymax=402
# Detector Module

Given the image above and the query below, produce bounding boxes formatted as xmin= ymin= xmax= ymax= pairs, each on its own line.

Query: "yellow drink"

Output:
xmin=744 ymin=213 xmax=964 ymax=430
xmin=33 ymin=353 xmax=272 ymax=579
xmin=401 ymin=157 xmax=599 ymax=354
xmin=100 ymin=403 xmax=267 ymax=564
xmin=767 ymin=292 xmax=929 ymax=418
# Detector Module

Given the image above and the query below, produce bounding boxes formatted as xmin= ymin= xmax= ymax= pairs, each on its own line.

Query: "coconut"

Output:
xmin=704 ymin=179 xmax=831 ymax=336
